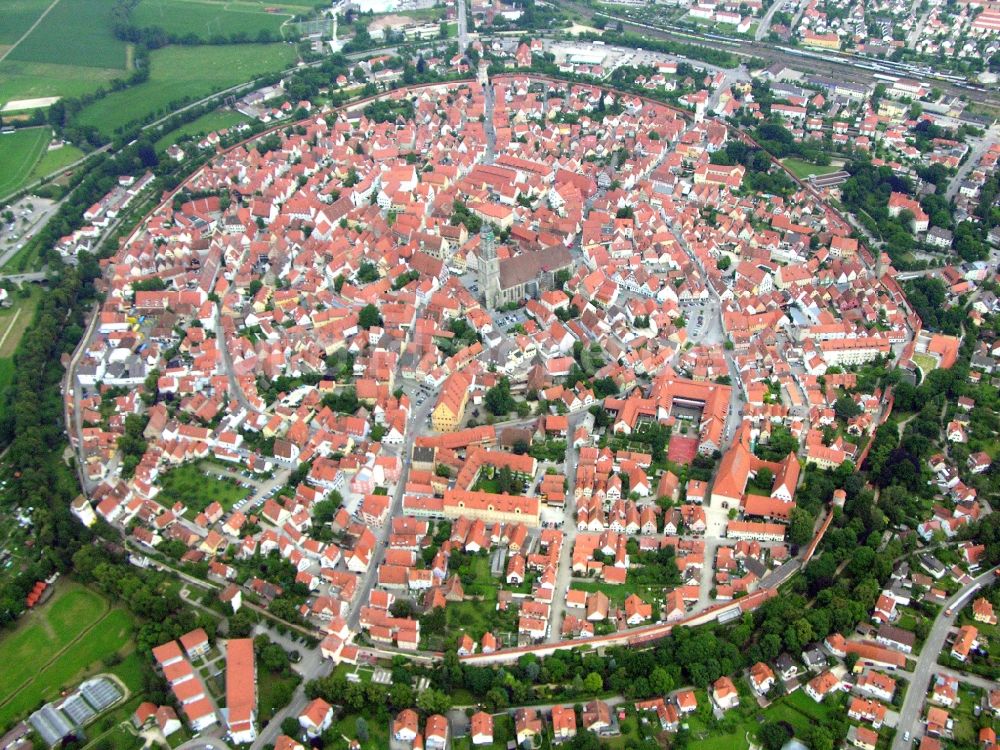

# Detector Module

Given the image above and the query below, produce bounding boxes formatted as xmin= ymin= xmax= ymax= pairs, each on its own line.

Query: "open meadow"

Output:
xmin=0 ymin=60 xmax=124 ymax=108
xmin=76 ymin=43 xmax=297 ymax=136
xmin=130 ymin=0 xmax=305 ymax=40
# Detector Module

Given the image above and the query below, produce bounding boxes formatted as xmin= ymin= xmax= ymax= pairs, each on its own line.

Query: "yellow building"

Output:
xmin=432 ymin=371 xmax=472 ymax=432
xmin=802 ymin=31 xmax=841 ymax=49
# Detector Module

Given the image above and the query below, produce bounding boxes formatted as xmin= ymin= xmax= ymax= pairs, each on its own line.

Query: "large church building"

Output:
xmin=476 ymin=226 xmax=574 ymax=310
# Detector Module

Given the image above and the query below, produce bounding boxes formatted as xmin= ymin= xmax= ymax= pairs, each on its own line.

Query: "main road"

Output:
xmin=890 ymin=565 xmax=997 ymax=750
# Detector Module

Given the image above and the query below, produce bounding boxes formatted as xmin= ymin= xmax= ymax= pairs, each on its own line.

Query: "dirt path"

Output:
xmin=0 ymin=0 xmax=63 ymax=65
xmin=0 ymin=308 xmax=24 ymax=355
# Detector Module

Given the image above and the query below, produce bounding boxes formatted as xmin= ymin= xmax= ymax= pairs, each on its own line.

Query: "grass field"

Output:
xmin=154 ymin=109 xmax=249 ymax=149
xmin=781 ymin=158 xmax=840 ymax=180
xmin=157 ymin=461 xmax=249 ymax=518
xmin=131 ymin=0 xmax=295 ymax=40
xmin=26 ymin=142 xmax=85 ymax=183
xmin=0 ymin=287 xmax=43 ymax=359
xmin=0 ymin=128 xmax=51 ymax=199
xmin=0 ymin=0 xmax=55 ymax=45
xmin=76 ymin=43 xmax=297 ymax=136
xmin=570 ymin=575 xmax=670 ymax=608
xmin=0 ymin=585 xmax=107 ymax=700
xmin=0 ymin=60 xmax=124 ymax=108
xmin=7 ymin=0 xmax=128 ymax=69
xmin=0 ymin=582 xmax=136 ymax=729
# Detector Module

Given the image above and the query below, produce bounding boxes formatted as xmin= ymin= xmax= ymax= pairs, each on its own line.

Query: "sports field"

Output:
xmin=668 ymin=435 xmax=698 ymax=465
xmin=76 ymin=43 xmax=297 ymax=136
xmin=6 ymin=0 xmax=128 ymax=69
xmin=131 ymin=0 xmax=301 ymax=40
xmin=0 ymin=583 xmax=135 ymax=729
xmin=0 ymin=0 xmax=56 ymax=46
xmin=0 ymin=128 xmax=51 ymax=199
xmin=154 ymin=109 xmax=249 ymax=150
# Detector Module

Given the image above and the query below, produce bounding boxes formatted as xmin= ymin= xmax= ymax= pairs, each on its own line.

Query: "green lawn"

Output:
xmin=6 ymin=0 xmax=128 ymax=69
xmin=0 ymin=127 xmax=51 ymax=199
xmin=782 ymin=688 xmax=839 ymax=720
xmin=156 ymin=461 xmax=249 ymax=518
xmin=570 ymin=575 xmax=669 ymax=608
xmin=781 ymin=158 xmax=839 ymax=180
xmin=76 ymin=43 xmax=297 ymax=136
xmin=325 ymin=712 xmax=390 ymax=750
xmin=131 ymin=0 xmax=294 ymax=40
xmin=912 ymin=352 xmax=937 ymax=374
xmin=689 ymin=731 xmax=750 ymax=750
xmin=0 ymin=0 xmax=56 ymax=45
xmin=0 ymin=584 xmax=137 ymax=729
xmin=257 ymin=669 xmax=300 ymax=723
xmin=761 ymin=690 xmax=835 ymax=738
xmin=154 ymin=109 xmax=249 ymax=150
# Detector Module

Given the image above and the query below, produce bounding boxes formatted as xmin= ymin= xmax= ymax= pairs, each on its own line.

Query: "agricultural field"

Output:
xmin=0 ymin=128 xmax=51 ymax=200
xmin=0 ymin=0 xmax=130 ymax=108
xmin=0 ymin=583 xmax=136 ymax=729
xmin=76 ymin=43 xmax=298 ymax=136
xmin=0 ymin=0 xmax=55 ymax=47
xmin=154 ymin=109 xmax=249 ymax=150
xmin=130 ymin=0 xmax=303 ymax=41
xmin=6 ymin=0 xmax=128 ymax=70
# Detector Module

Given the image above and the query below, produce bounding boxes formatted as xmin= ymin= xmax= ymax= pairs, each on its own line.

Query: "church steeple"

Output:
xmin=477 ymin=224 xmax=500 ymax=309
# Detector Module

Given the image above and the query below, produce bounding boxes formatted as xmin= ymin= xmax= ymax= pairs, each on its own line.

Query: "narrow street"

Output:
xmin=545 ymin=411 xmax=585 ymax=643
xmin=345 ymin=387 xmax=439 ymax=632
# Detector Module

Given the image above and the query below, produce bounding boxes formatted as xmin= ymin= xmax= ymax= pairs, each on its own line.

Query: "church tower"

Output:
xmin=477 ymin=224 xmax=500 ymax=310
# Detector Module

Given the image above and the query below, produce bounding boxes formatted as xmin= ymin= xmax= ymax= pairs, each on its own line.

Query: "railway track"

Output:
xmin=564 ymin=1 xmax=1000 ymax=111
